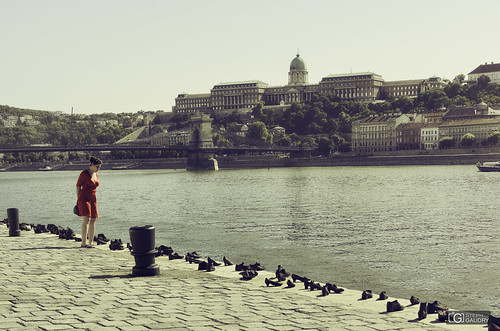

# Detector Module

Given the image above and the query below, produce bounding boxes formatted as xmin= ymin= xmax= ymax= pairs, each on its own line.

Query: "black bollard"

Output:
xmin=129 ymin=225 xmax=160 ymax=276
xmin=7 ymin=208 xmax=21 ymax=237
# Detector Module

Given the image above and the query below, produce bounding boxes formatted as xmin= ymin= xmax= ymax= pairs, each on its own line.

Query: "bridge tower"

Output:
xmin=186 ymin=112 xmax=218 ymax=171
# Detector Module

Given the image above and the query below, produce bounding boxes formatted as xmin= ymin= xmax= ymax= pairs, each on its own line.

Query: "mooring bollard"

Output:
xmin=7 ymin=208 xmax=21 ymax=237
xmin=129 ymin=225 xmax=160 ymax=276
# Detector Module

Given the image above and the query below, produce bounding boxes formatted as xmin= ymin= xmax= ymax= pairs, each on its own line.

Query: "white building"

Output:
xmin=2 ymin=115 xmax=18 ymax=128
xmin=468 ymin=62 xmax=500 ymax=83
xmin=421 ymin=124 xmax=440 ymax=150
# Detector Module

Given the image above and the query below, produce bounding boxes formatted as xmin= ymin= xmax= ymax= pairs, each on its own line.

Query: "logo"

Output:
xmin=447 ymin=311 xmax=490 ymax=324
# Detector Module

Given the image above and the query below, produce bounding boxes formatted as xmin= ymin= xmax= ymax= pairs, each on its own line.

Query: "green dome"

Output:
xmin=290 ymin=54 xmax=306 ymax=70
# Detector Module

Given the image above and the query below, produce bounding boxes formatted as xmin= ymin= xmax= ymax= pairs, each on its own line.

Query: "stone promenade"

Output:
xmin=0 ymin=226 xmax=483 ymax=330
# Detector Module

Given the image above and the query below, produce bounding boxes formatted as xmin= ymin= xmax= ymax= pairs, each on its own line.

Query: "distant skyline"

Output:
xmin=1 ymin=0 xmax=499 ymax=115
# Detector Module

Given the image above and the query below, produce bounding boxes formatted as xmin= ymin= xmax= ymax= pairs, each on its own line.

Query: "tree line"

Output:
xmin=0 ymin=106 xmax=130 ymax=146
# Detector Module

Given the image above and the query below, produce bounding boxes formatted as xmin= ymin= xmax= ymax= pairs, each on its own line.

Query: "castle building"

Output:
xmin=211 ymin=81 xmax=269 ymax=112
xmin=173 ymin=53 xmax=446 ymax=115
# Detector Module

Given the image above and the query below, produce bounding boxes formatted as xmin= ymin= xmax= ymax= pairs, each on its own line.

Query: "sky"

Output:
xmin=1 ymin=0 xmax=499 ymax=115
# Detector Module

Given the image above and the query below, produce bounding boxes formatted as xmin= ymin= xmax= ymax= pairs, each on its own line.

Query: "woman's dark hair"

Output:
xmin=90 ymin=156 xmax=102 ymax=165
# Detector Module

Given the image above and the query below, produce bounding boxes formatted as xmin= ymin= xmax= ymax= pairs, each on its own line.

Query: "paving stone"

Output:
xmin=118 ymin=326 xmax=150 ymax=331
xmin=39 ymin=324 xmax=76 ymax=331
xmin=68 ymin=322 xmax=101 ymax=330
xmin=0 ymin=227 xmax=479 ymax=331
xmin=147 ymin=322 xmax=187 ymax=329
xmin=1 ymin=322 xmax=26 ymax=329
xmin=345 ymin=326 xmax=382 ymax=331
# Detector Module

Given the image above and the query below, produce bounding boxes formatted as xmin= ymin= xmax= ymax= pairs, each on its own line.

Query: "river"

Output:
xmin=1 ymin=165 xmax=498 ymax=313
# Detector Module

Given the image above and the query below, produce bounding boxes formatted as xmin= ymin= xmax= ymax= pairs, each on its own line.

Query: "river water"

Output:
xmin=1 ymin=165 xmax=498 ymax=313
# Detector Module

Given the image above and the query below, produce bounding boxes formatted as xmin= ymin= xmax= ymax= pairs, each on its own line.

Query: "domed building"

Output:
xmin=288 ymin=53 xmax=308 ymax=86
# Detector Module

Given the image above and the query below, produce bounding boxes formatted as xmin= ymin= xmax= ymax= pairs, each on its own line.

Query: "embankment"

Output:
xmin=3 ymin=148 xmax=500 ymax=171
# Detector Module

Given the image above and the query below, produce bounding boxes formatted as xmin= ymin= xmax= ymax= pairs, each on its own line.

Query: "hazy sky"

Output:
xmin=1 ymin=0 xmax=499 ymax=115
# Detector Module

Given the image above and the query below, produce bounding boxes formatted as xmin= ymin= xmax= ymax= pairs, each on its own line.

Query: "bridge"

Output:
xmin=0 ymin=113 xmax=312 ymax=170
xmin=0 ymin=144 xmax=310 ymax=155
xmin=0 ymin=144 xmax=311 ymax=170
xmin=0 ymin=143 xmax=312 ymax=170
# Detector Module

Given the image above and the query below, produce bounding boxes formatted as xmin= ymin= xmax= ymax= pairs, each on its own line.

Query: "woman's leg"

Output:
xmin=88 ymin=218 xmax=96 ymax=246
xmin=81 ymin=216 xmax=90 ymax=246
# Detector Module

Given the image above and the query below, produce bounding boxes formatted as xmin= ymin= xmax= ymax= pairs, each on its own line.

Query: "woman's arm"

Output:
xmin=76 ymin=186 xmax=81 ymax=198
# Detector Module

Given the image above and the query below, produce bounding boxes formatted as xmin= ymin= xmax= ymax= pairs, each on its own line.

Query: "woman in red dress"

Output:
xmin=76 ymin=156 xmax=102 ymax=248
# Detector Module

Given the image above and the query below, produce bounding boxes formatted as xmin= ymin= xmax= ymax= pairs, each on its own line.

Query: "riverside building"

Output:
xmin=351 ymin=113 xmax=413 ymax=153
xmin=352 ymin=103 xmax=500 ymax=153
xmin=173 ymin=53 xmax=447 ymax=115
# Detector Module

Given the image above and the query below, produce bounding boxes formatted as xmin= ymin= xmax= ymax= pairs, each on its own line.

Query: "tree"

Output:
xmin=288 ymin=133 xmax=301 ymax=146
xmin=300 ymin=136 xmax=317 ymax=149
xmin=460 ymin=133 xmax=476 ymax=147
xmin=451 ymin=95 xmax=468 ymax=106
xmin=465 ymin=84 xmax=480 ymax=102
xmin=391 ymin=96 xmax=414 ymax=114
xmin=477 ymin=75 xmax=491 ymax=90
xmin=261 ymin=108 xmax=276 ymax=126
xmin=485 ymin=131 xmax=500 ymax=146
xmin=252 ymin=102 xmax=264 ymax=119
xmin=416 ymin=90 xmax=449 ymax=110
xmin=444 ymin=82 xmax=464 ymax=99
xmin=276 ymin=135 xmax=292 ymax=147
xmin=439 ymin=137 xmax=454 ymax=149
xmin=368 ymin=101 xmax=392 ymax=114
xmin=337 ymin=141 xmax=351 ymax=153
xmin=338 ymin=112 xmax=352 ymax=133
xmin=213 ymin=133 xmax=231 ymax=147
xmin=247 ymin=121 xmax=272 ymax=145
xmin=317 ymin=136 xmax=335 ymax=156
xmin=453 ymin=74 xmax=465 ymax=84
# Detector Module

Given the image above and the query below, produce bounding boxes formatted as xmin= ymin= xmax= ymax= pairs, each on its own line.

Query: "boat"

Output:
xmin=476 ymin=161 xmax=500 ymax=172
xmin=38 ymin=165 xmax=53 ymax=171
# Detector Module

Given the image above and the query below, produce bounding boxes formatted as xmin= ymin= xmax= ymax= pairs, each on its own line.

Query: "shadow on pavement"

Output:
xmin=89 ymin=274 xmax=135 ymax=279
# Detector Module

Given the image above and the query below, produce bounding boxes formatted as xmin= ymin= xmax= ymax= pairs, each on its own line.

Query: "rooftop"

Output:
xmin=358 ymin=113 xmax=403 ymax=123
xmin=468 ymin=62 xmax=500 ymax=75
xmin=176 ymin=93 xmax=211 ymax=99
xmin=213 ymin=80 xmax=269 ymax=88
xmin=323 ymin=72 xmax=383 ymax=80
xmin=440 ymin=117 xmax=500 ymax=127
xmin=383 ymin=79 xmax=425 ymax=86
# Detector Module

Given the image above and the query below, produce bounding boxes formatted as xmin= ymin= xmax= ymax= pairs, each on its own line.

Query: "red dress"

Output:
xmin=76 ymin=170 xmax=99 ymax=218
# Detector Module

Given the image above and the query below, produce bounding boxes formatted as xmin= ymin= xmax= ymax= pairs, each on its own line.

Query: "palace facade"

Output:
xmin=173 ymin=54 xmax=447 ymax=115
